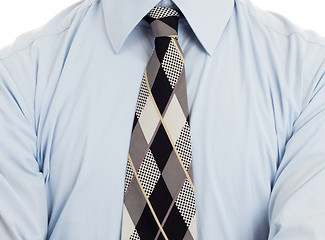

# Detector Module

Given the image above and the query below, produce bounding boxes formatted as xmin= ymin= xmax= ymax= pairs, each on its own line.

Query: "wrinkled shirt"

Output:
xmin=1 ymin=0 xmax=325 ymax=239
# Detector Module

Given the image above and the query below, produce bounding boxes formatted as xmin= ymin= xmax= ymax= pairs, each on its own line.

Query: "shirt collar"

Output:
xmin=101 ymin=0 xmax=234 ymax=55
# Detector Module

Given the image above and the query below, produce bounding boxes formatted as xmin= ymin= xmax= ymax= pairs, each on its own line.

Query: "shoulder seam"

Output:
xmin=0 ymin=26 xmax=71 ymax=60
xmin=236 ymin=0 xmax=325 ymax=49
xmin=0 ymin=0 xmax=97 ymax=60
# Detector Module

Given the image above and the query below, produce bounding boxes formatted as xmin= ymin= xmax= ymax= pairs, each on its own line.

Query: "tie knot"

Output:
xmin=145 ymin=7 xmax=181 ymax=38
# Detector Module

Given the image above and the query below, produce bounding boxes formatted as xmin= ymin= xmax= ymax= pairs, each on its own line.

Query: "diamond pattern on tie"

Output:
xmin=130 ymin=229 xmax=140 ymax=240
xmin=138 ymin=88 xmax=161 ymax=143
xmin=124 ymin=161 xmax=134 ymax=194
xmin=163 ymin=95 xmax=186 ymax=144
xmin=175 ymin=121 xmax=193 ymax=171
xmin=162 ymin=39 xmax=184 ymax=88
xmin=175 ymin=179 xmax=196 ymax=227
xmin=137 ymin=150 xmax=161 ymax=197
xmin=121 ymin=7 xmax=197 ymax=240
xmin=148 ymin=7 xmax=180 ymax=19
xmin=135 ymin=75 xmax=150 ymax=119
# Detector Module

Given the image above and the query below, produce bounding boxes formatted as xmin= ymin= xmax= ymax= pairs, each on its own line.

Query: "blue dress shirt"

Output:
xmin=1 ymin=0 xmax=325 ymax=239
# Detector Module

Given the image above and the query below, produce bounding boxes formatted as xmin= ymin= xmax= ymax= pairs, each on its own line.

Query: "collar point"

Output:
xmin=108 ymin=33 xmax=125 ymax=54
xmin=204 ymin=46 xmax=216 ymax=56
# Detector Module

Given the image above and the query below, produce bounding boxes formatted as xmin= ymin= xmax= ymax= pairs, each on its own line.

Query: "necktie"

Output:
xmin=121 ymin=7 xmax=197 ymax=240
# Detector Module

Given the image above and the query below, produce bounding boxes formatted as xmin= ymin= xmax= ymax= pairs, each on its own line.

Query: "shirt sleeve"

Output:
xmin=268 ymin=55 xmax=325 ymax=239
xmin=0 ymin=60 xmax=47 ymax=239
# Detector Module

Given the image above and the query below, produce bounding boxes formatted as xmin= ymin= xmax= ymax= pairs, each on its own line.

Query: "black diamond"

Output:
xmin=149 ymin=177 xmax=173 ymax=222
xmin=144 ymin=16 xmax=155 ymax=25
xmin=160 ymin=16 xmax=179 ymax=33
xmin=163 ymin=204 xmax=188 ymax=240
xmin=150 ymin=124 xmax=173 ymax=172
xmin=151 ymin=67 xmax=173 ymax=114
xmin=136 ymin=204 xmax=159 ymax=239
xmin=155 ymin=37 xmax=171 ymax=62
xmin=186 ymin=115 xmax=190 ymax=122
xmin=132 ymin=114 xmax=138 ymax=131
xmin=157 ymin=233 xmax=165 ymax=240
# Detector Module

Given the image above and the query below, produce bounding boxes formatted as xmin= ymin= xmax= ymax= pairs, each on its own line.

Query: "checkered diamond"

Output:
xmin=124 ymin=161 xmax=134 ymax=194
xmin=162 ymin=40 xmax=184 ymax=88
xmin=137 ymin=149 xmax=161 ymax=197
xmin=175 ymin=179 xmax=196 ymax=227
xmin=130 ymin=229 xmax=140 ymax=240
xmin=148 ymin=7 xmax=180 ymax=19
xmin=135 ymin=75 xmax=149 ymax=119
xmin=175 ymin=121 xmax=192 ymax=170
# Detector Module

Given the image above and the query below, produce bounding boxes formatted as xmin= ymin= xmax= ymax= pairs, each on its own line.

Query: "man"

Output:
xmin=0 ymin=0 xmax=325 ymax=239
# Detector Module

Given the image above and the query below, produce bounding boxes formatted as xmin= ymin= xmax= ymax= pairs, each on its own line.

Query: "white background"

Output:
xmin=0 ymin=0 xmax=325 ymax=48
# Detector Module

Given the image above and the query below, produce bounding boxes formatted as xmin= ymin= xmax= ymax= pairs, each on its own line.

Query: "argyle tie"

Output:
xmin=121 ymin=7 xmax=197 ymax=240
